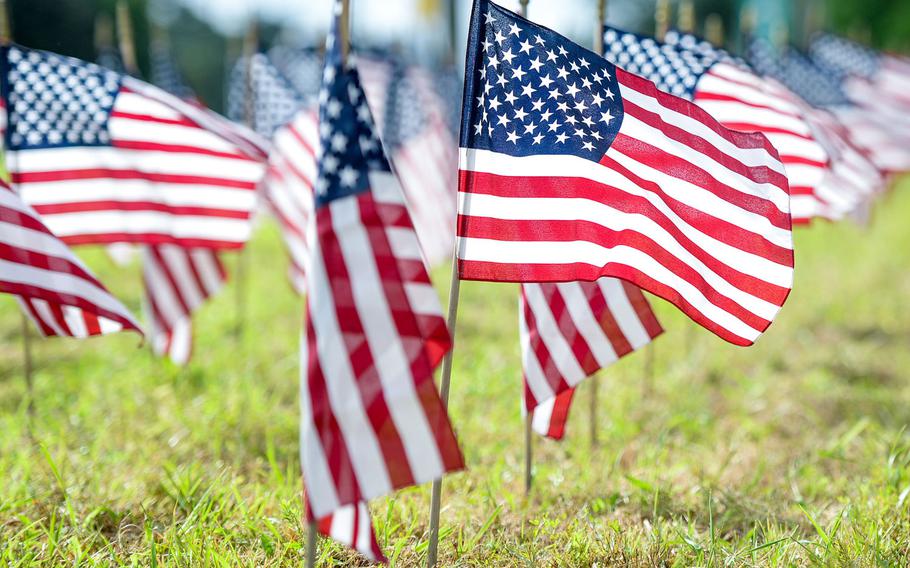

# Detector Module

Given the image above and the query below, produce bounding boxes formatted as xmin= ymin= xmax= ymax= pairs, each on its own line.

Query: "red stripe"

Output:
xmin=522 ymin=289 xmax=567 ymax=408
xmin=0 ymin=281 xmax=139 ymax=332
xmin=57 ymin=233 xmax=244 ymax=249
xmin=693 ymin=90 xmax=804 ymax=120
xmin=20 ymin=299 xmax=56 ymax=336
xmin=112 ymin=139 xmax=250 ymax=161
xmin=544 ymin=389 xmax=575 ymax=440
xmin=0 ymin=241 xmax=108 ymax=288
xmin=111 ymin=110 xmax=198 ymax=128
xmin=546 ymin=285 xmax=601 ymax=376
xmin=622 ymin=282 xmax=664 ymax=339
xmin=585 ymin=283 xmax=634 ymax=357
xmin=32 ymin=200 xmax=251 ymax=219
xmin=13 ymin=169 xmax=257 ymax=190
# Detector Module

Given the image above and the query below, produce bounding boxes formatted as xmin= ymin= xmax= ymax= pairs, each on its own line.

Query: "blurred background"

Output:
xmin=7 ymin=0 xmax=910 ymax=114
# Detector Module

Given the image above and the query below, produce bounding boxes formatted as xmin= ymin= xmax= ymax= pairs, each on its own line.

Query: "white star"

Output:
xmin=506 ymin=130 xmax=520 ymax=143
xmin=531 ymin=98 xmax=544 ymax=111
xmin=591 ymin=72 xmax=602 ymax=84
xmin=488 ymin=96 xmax=502 ymax=111
xmin=565 ymin=114 xmax=578 ymax=126
xmin=539 ymin=74 xmax=554 ymax=88
xmin=557 ymin=101 xmax=570 ymax=113
xmin=591 ymin=93 xmax=604 ymax=107
xmin=501 ymin=48 xmax=517 ymax=65
xmin=540 ymin=108 xmax=553 ymax=122
xmin=512 ymin=66 xmax=527 ymax=81
xmin=580 ymin=58 xmax=591 ymax=69
xmin=566 ymin=82 xmax=580 ymax=97
xmin=496 ymin=114 xmax=511 ymax=127
xmin=519 ymin=39 xmax=534 ymax=55
xmin=582 ymin=141 xmax=595 ymax=151
xmin=357 ymin=103 xmax=372 ymax=122
xmin=474 ymin=122 xmax=483 ymax=135
xmin=494 ymin=30 xmax=507 ymax=44
xmin=508 ymin=23 xmax=521 ymax=37
xmin=484 ymin=81 xmax=494 ymax=94
xmin=487 ymin=54 xmax=499 ymax=68
xmin=556 ymin=66 xmax=569 ymax=80
xmin=600 ymin=110 xmax=615 ymax=124
xmin=514 ymin=106 xmax=529 ymax=121
xmin=523 ymin=121 xmax=537 ymax=135
xmin=339 ymin=165 xmax=359 ymax=187
xmin=547 ymin=121 xmax=560 ymax=132
xmin=326 ymin=98 xmax=342 ymax=118
xmin=545 ymin=49 xmax=558 ymax=63
xmin=601 ymin=69 xmax=612 ymax=81
xmin=574 ymin=128 xmax=586 ymax=138
xmin=573 ymin=100 xmax=588 ymax=113
xmin=558 ymin=45 xmax=568 ymax=57
xmin=476 ymin=94 xmax=485 ymax=107
xmin=548 ymin=87 xmax=561 ymax=100
xmin=581 ymin=76 xmax=593 ymax=90
xmin=555 ymin=132 xmax=569 ymax=143
xmin=532 ymin=133 xmax=544 ymax=145
xmin=604 ymin=88 xmax=615 ymax=100
xmin=330 ymin=133 xmax=347 ymax=152
xmin=504 ymin=90 xmax=518 ymax=105
xmin=570 ymin=60 xmax=580 ymax=73
xmin=581 ymin=115 xmax=595 ymax=127
xmin=484 ymin=12 xmax=496 ymax=25
xmin=591 ymin=130 xmax=603 ymax=141
xmin=482 ymin=38 xmax=493 ymax=51
xmin=535 ymin=34 xmax=546 ymax=45
xmin=497 ymin=73 xmax=509 ymax=87
xmin=480 ymin=66 xmax=487 ymax=79
xmin=521 ymin=83 xmax=535 ymax=98
xmin=529 ymin=57 xmax=544 ymax=72
xmin=323 ymin=154 xmax=339 ymax=173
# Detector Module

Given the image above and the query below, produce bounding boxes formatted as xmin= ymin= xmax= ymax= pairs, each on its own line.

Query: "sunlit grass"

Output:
xmin=2 ymin=179 xmax=910 ymax=566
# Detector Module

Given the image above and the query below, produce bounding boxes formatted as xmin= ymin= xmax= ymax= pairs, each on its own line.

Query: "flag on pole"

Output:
xmin=1 ymin=44 xmax=268 ymax=249
xmin=602 ymin=26 xmax=829 ymax=224
xmin=300 ymin=25 xmax=464 ymax=562
xmin=1 ymin=179 xmax=141 ymax=337
xmin=457 ymin=0 xmax=794 ymax=346
xmin=521 ymin=278 xmax=662 ymax=439
xmin=664 ymin=31 xmax=879 ymax=221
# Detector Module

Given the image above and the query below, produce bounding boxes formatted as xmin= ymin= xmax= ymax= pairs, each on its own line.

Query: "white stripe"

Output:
xmin=330 ymin=196 xmax=446 ymax=484
xmin=518 ymin=293 xmax=556 ymax=404
xmin=554 ymin=282 xmax=620 ymax=367
xmin=523 ymin=283 xmax=588 ymax=386
xmin=19 ymin=179 xmax=256 ymax=211
xmin=530 ymin=395 xmax=556 ymax=436
xmin=599 ymin=279 xmax=651 ymax=349
xmin=40 ymin=211 xmax=251 ymax=243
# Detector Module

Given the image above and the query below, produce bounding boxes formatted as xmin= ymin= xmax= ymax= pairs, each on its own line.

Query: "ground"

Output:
xmin=2 ymin=180 xmax=910 ymax=567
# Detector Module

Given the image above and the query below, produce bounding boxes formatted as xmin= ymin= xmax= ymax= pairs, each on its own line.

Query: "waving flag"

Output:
xmin=602 ymin=26 xmax=828 ymax=224
xmin=300 ymin=32 xmax=463 ymax=562
xmin=521 ymin=279 xmax=662 ymax=439
xmin=0 ymin=44 xmax=268 ymax=249
xmin=457 ymin=0 xmax=793 ymax=346
xmin=1 ymin=180 xmax=141 ymax=337
xmin=748 ymin=40 xmax=910 ymax=175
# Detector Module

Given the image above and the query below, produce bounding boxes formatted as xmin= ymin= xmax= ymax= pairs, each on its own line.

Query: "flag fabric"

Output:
xmin=521 ymin=278 xmax=662 ymax=439
xmin=142 ymin=244 xmax=227 ymax=364
xmin=457 ymin=0 xmax=794 ymax=346
xmin=311 ymin=502 xmax=385 ymax=563
xmin=748 ymin=39 xmax=910 ymax=175
xmin=1 ymin=179 xmax=141 ymax=337
xmin=149 ymin=37 xmax=197 ymax=102
xmin=260 ymin=110 xmax=319 ymax=294
xmin=665 ymin=31 xmax=879 ymax=221
xmin=1 ymin=44 xmax=268 ymax=249
xmin=602 ymin=26 xmax=829 ymax=224
xmin=300 ymin=30 xmax=463 ymax=562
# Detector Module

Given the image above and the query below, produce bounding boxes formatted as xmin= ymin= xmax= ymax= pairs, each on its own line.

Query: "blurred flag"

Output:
xmin=1 ymin=179 xmax=141 ymax=337
xmin=749 ymin=40 xmax=910 ymax=175
xmin=521 ymin=279 xmax=662 ymax=439
xmin=300 ymin=28 xmax=463 ymax=562
xmin=602 ymin=26 xmax=828 ymax=224
xmin=457 ymin=0 xmax=794 ymax=346
xmin=664 ymin=31 xmax=878 ymax=222
xmin=1 ymin=44 xmax=268 ymax=249
xmin=149 ymin=36 xmax=197 ymax=102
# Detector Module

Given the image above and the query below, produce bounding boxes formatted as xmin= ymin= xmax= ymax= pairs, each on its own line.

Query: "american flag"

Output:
xmin=1 ymin=44 xmax=268 ymax=249
xmin=602 ymin=26 xmax=829 ymax=225
xmin=300 ymin=36 xmax=464 ymax=562
xmin=748 ymin=39 xmax=910 ymax=176
xmin=521 ymin=279 xmax=662 ymax=439
xmin=665 ymin=31 xmax=879 ymax=222
xmin=457 ymin=0 xmax=794 ymax=347
xmin=1 ymin=180 xmax=141 ymax=337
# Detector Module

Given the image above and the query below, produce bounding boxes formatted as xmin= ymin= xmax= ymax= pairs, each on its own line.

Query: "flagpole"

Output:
xmin=234 ymin=18 xmax=259 ymax=343
xmin=655 ymin=0 xmax=670 ymax=39
xmin=305 ymin=519 xmax=318 ymax=568
xmin=115 ymin=1 xmax=139 ymax=75
xmin=589 ymin=0 xmax=607 ymax=451
xmin=678 ymin=0 xmax=695 ymax=34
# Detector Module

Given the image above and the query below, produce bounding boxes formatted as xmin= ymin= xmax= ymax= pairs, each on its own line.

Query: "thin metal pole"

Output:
xmin=338 ymin=0 xmax=351 ymax=63
xmin=655 ymin=0 xmax=670 ymax=39
xmin=306 ymin=520 xmax=318 ymax=568
xmin=704 ymin=13 xmax=725 ymax=47
xmin=0 ymin=0 xmax=11 ymax=43
xmin=678 ymin=0 xmax=696 ymax=34
xmin=426 ymin=255 xmax=462 ymax=568
xmin=115 ymin=1 xmax=138 ymax=75
xmin=524 ymin=412 xmax=533 ymax=494
xmin=589 ymin=378 xmax=599 ymax=447
xmin=594 ymin=0 xmax=606 ymax=54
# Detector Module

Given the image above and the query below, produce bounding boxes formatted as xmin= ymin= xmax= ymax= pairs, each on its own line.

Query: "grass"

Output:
xmin=3 ymin=179 xmax=910 ymax=566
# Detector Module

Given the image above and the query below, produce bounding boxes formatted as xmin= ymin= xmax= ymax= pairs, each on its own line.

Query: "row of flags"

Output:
xmin=2 ymin=0 xmax=910 ymax=562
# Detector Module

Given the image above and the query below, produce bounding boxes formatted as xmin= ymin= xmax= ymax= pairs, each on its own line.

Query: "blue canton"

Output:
xmin=2 ymin=45 xmax=121 ymax=150
xmin=809 ymin=34 xmax=880 ymax=81
xmin=227 ymin=53 xmax=305 ymax=138
xmin=314 ymin=20 xmax=390 ymax=207
xmin=462 ymin=0 xmax=623 ymax=162
xmin=602 ymin=25 xmax=732 ymax=100
xmin=747 ymin=39 xmax=851 ymax=108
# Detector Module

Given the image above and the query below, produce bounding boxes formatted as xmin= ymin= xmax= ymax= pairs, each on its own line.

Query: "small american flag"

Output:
xmin=457 ymin=0 xmax=794 ymax=346
xmin=603 ymin=26 xmax=829 ymax=225
xmin=1 ymin=180 xmax=141 ymax=337
xmin=300 ymin=28 xmax=464 ymax=563
xmin=1 ymin=44 xmax=268 ymax=249
xmin=521 ymin=279 xmax=662 ymax=439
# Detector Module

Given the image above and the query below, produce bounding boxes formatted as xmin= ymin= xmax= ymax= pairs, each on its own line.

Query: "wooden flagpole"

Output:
xmin=234 ymin=19 xmax=259 ymax=342
xmin=588 ymin=0 xmax=607 ymax=451
xmin=303 ymin=6 xmax=350 ymax=566
xmin=115 ymin=1 xmax=139 ymax=75
xmin=0 ymin=0 xmax=33 ymax=424
xmin=678 ymin=0 xmax=696 ymax=34
xmin=705 ymin=13 xmax=725 ymax=48
xmin=655 ymin=0 xmax=670 ymax=40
